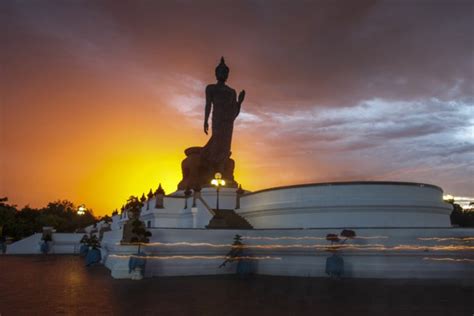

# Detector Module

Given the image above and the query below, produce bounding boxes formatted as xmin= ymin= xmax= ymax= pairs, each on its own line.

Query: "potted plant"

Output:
xmin=85 ymin=235 xmax=101 ymax=266
xmin=40 ymin=233 xmax=52 ymax=254
xmin=325 ymin=229 xmax=356 ymax=279
xmin=130 ymin=218 xmax=152 ymax=254
xmin=219 ymin=234 xmax=253 ymax=278
xmin=79 ymin=234 xmax=89 ymax=257
xmin=128 ymin=217 xmax=152 ymax=280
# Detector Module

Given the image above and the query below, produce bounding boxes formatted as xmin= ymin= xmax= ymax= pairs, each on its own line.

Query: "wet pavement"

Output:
xmin=0 ymin=255 xmax=472 ymax=315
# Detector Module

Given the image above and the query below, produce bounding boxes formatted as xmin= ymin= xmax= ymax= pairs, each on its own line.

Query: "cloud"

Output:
xmin=233 ymin=97 xmax=473 ymax=193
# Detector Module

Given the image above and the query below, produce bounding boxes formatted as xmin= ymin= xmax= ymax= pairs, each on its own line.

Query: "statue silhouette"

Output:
xmin=201 ymin=57 xmax=245 ymax=174
xmin=177 ymin=57 xmax=245 ymax=190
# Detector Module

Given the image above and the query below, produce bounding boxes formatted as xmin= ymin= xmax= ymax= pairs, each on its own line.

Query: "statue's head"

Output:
xmin=215 ymin=57 xmax=229 ymax=82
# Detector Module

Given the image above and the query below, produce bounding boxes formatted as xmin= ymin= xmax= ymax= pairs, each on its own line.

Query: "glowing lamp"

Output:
xmin=211 ymin=172 xmax=225 ymax=187
xmin=77 ymin=205 xmax=86 ymax=216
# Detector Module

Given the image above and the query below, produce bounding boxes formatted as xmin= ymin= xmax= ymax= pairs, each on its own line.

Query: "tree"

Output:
xmin=130 ymin=218 xmax=152 ymax=254
xmin=325 ymin=229 xmax=356 ymax=278
xmin=0 ymin=197 xmax=11 ymax=207
xmin=14 ymin=206 xmax=42 ymax=240
xmin=125 ymin=196 xmax=143 ymax=216
xmin=124 ymin=195 xmax=152 ymax=253
xmin=219 ymin=234 xmax=244 ymax=268
xmin=0 ymin=198 xmax=17 ymax=238
xmin=86 ymin=235 xmax=101 ymax=250
xmin=448 ymin=201 xmax=474 ymax=227
xmin=85 ymin=235 xmax=102 ymax=266
xmin=218 ymin=234 xmax=255 ymax=277
xmin=40 ymin=200 xmax=95 ymax=232
xmin=0 ymin=198 xmax=98 ymax=241
xmin=450 ymin=203 xmax=464 ymax=226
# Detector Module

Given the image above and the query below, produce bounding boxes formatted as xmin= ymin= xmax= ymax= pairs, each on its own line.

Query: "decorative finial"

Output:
xmin=237 ymin=184 xmax=244 ymax=195
xmin=217 ymin=56 xmax=228 ymax=68
xmin=147 ymin=189 xmax=154 ymax=198
xmin=140 ymin=193 xmax=146 ymax=202
xmin=155 ymin=183 xmax=165 ymax=195
xmin=215 ymin=56 xmax=229 ymax=80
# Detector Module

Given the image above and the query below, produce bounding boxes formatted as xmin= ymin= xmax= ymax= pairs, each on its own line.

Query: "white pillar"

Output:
xmin=191 ymin=207 xmax=198 ymax=228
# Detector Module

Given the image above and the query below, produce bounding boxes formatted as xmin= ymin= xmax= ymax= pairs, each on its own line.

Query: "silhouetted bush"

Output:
xmin=450 ymin=203 xmax=474 ymax=227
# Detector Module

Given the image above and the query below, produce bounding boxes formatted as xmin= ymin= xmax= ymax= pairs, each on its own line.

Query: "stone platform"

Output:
xmin=177 ymin=146 xmax=238 ymax=190
xmin=104 ymin=181 xmax=470 ymax=280
xmin=101 ymin=227 xmax=474 ymax=280
xmin=238 ymin=181 xmax=453 ymax=228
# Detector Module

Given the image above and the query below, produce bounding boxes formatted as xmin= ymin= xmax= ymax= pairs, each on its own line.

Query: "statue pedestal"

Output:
xmin=177 ymin=146 xmax=237 ymax=190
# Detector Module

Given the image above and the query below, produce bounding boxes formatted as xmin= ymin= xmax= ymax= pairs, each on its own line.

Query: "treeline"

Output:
xmin=449 ymin=202 xmax=474 ymax=227
xmin=0 ymin=198 xmax=98 ymax=241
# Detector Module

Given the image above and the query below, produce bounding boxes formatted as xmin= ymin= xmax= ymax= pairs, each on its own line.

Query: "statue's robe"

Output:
xmin=201 ymin=84 xmax=239 ymax=170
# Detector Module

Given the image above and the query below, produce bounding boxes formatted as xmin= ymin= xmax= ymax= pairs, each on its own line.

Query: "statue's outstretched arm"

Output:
xmin=204 ymin=86 xmax=212 ymax=135
xmin=235 ymin=90 xmax=245 ymax=118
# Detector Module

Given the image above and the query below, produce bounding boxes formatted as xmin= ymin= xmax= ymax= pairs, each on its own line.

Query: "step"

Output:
xmin=206 ymin=209 xmax=253 ymax=229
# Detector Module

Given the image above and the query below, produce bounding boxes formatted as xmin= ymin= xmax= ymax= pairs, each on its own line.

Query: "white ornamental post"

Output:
xmin=191 ymin=207 xmax=198 ymax=228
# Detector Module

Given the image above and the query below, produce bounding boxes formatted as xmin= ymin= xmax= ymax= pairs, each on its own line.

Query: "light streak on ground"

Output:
xmin=243 ymin=244 xmax=474 ymax=252
xmin=242 ymin=236 xmax=389 ymax=241
xmin=423 ymin=257 xmax=474 ymax=263
xmin=245 ymin=243 xmax=386 ymax=250
xmin=389 ymin=245 xmax=474 ymax=251
xmin=119 ymin=242 xmax=474 ymax=252
xmin=120 ymin=242 xmax=231 ymax=248
xmin=417 ymin=237 xmax=474 ymax=242
xmin=121 ymin=242 xmax=387 ymax=250
xmin=242 ymin=236 xmax=326 ymax=241
xmin=109 ymin=254 xmax=282 ymax=261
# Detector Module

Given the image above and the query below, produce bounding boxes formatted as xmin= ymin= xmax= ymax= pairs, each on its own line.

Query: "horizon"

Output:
xmin=1 ymin=1 xmax=473 ymax=216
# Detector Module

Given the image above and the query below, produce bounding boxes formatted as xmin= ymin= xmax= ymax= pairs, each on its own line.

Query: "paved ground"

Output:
xmin=0 ymin=256 xmax=472 ymax=316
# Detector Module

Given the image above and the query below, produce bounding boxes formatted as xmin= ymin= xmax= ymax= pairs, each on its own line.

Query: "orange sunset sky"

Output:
xmin=1 ymin=1 xmax=473 ymax=216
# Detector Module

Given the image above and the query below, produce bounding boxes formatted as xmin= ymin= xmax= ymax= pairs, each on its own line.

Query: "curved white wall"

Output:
xmin=102 ymin=227 xmax=474 ymax=280
xmin=237 ymin=182 xmax=452 ymax=228
xmin=136 ymin=188 xmax=238 ymax=229
xmin=6 ymin=233 xmax=84 ymax=254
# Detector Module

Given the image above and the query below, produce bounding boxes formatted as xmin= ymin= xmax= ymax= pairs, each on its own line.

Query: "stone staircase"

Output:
xmin=206 ymin=209 xmax=253 ymax=229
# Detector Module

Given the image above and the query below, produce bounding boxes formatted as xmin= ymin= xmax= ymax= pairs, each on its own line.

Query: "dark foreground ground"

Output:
xmin=0 ymin=256 xmax=472 ymax=316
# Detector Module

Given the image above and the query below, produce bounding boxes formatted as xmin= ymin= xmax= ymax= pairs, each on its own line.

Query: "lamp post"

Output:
xmin=211 ymin=172 xmax=226 ymax=211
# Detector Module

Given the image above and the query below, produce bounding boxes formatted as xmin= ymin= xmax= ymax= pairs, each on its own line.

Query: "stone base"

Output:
xmin=101 ymin=227 xmax=474 ymax=280
xmin=178 ymin=146 xmax=237 ymax=190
